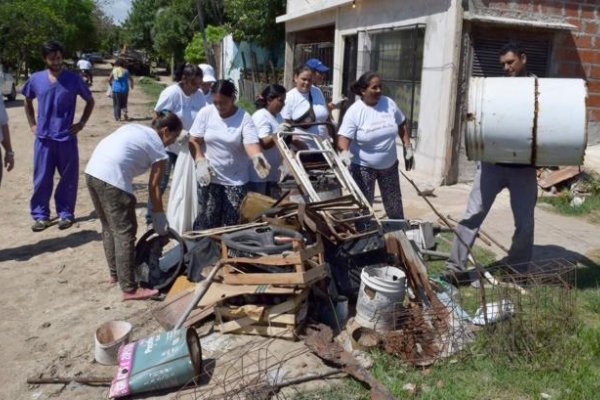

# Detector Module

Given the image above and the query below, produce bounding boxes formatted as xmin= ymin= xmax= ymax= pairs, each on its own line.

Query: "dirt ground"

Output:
xmin=0 ymin=62 xmax=345 ymax=400
xmin=2 ymin=62 xmax=599 ymax=400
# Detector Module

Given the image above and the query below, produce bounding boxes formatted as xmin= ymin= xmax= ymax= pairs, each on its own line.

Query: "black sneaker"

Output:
xmin=57 ymin=218 xmax=73 ymax=230
xmin=31 ymin=219 xmax=51 ymax=232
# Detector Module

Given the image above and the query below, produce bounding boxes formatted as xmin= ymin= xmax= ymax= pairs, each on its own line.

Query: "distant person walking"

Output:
xmin=23 ymin=40 xmax=95 ymax=231
xmin=77 ymin=57 xmax=93 ymax=85
xmin=0 ymin=98 xmax=14 ymax=188
xmin=109 ymin=58 xmax=133 ymax=121
xmin=85 ymin=113 xmax=182 ymax=301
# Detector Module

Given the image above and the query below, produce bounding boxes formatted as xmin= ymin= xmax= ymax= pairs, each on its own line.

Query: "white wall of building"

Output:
xmin=280 ymin=0 xmax=463 ymax=186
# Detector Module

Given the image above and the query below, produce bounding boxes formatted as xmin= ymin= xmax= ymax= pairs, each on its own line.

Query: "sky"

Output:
xmin=101 ymin=0 xmax=132 ymax=25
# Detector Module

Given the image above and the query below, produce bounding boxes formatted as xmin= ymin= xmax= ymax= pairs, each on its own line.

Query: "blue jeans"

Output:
xmin=146 ymin=151 xmax=177 ymax=224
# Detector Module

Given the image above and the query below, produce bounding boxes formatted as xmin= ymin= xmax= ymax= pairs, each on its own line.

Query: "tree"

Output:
xmin=153 ymin=6 xmax=190 ymax=76
xmin=184 ymin=25 xmax=228 ymax=64
xmin=223 ymin=0 xmax=285 ymax=51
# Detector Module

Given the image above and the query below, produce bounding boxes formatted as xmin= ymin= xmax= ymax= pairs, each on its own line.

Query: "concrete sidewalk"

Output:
xmin=372 ymin=172 xmax=600 ymax=266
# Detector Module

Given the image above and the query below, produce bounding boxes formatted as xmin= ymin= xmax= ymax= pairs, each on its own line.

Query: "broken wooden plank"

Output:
xmin=538 ymin=166 xmax=581 ymax=189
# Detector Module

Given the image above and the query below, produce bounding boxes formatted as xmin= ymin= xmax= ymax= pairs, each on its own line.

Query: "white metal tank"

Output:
xmin=465 ymin=77 xmax=587 ymax=166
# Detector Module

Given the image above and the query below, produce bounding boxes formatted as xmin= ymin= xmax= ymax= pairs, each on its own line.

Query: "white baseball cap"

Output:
xmin=198 ymin=63 xmax=217 ymax=83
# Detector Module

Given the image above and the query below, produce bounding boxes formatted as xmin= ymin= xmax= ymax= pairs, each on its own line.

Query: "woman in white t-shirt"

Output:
xmin=280 ymin=65 xmax=331 ymax=153
xmin=248 ymin=84 xmax=286 ymax=198
xmin=145 ymin=64 xmax=206 ymax=226
xmin=189 ymin=80 xmax=270 ymax=229
xmin=85 ymin=112 xmax=182 ymax=301
xmin=337 ymin=72 xmax=414 ymax=221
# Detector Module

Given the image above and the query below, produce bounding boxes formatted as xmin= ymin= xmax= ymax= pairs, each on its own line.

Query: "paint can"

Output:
xmin=94 ymin=320 xmax=132 ymax=366
xmin=355 ymin=266 xmax=406 ymax=331
xmin=466 ymin=77 xmax=587 ymax=166
xmin=109 ymin=328 xmax=202 ymax=398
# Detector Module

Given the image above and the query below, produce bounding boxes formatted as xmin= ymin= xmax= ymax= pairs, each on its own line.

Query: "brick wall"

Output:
xmin=482 ymin=0 xmax=600 ymax=140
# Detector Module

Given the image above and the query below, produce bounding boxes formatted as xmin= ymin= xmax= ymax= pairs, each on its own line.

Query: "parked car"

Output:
xmin=81 ymin=51 xmax=104 ymax=63
xmin=0 ymin=64 xmax=16 ymax=101
xmin=116 ymin=50 xmax=150 ymax=76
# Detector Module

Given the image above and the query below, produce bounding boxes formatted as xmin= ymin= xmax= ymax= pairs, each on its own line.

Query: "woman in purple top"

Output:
xmin=23 ymin=40 xmax=95 ymax=232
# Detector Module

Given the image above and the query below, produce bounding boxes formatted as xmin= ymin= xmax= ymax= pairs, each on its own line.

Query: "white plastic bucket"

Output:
xmin=466 ymin=77 xmax=587 ymax=166
xmin=355 ymin=266 xmax=406 ymax=331
xmin=94 ymin=320 xmax=133 ymax=365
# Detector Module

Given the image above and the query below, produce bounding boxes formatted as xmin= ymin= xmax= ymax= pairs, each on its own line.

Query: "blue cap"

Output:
xmin=305 ymin=58 xmax=329 ymax=73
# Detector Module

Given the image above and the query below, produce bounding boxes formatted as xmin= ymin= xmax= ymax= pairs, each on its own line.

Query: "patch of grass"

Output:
xmin=296 ymin=243 xmax=600 ymax=399
xmin=137 ymin=76 xmax=166 ymax=106
xmin=426 ymin=232 xmax=498 ymax=276
xmin=538 ymin=173 xmax=600 ymax=218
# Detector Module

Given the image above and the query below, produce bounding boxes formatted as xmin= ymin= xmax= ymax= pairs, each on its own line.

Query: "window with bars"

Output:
xmin=368 ymin=25 xmax=425 ymax=137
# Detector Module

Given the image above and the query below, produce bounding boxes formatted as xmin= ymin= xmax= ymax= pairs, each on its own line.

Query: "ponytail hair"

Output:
xmin=350 ymin=71 xmax=379 ymax=97
xmin=255 ymin=84 xmax=286 ymax=109
xmin=152 ymin=110 xmax=183 ymax=133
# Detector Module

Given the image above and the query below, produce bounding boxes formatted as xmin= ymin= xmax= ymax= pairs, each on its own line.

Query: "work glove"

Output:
xmin=251 ymin=153 xmax=271 ymax=179
xmin=276 ymin=122 xmax=294 ymax=135
xmin=176 ymin=129 xmax=189 ymax=145
xmin=338 ymin=149 xmax=352 ymax=167
xmin=403 ymin=143 xmax=415 ymax=171
xmin=152 ymin=211 xmax=169 ymax=236
xmin=195 ymin=158 xmax=213 ymax=187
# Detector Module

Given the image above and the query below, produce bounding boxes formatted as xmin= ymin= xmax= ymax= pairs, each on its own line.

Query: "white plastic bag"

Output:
xmin=166 ymin=144 xmax=198 ymax=235
xmin=106 ymin=85 xmax=112 ymax=97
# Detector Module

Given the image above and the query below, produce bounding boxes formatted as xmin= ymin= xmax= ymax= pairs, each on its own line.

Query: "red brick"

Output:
xmin=591 ymin=108 xmax=600 ymax=122
xmin=590 ymin=65 xmax=600 ymax=79
xmin=564 ymin=4 xmax=580 ymax=17
xmin=587 ymin=80 xmax=600 ymax=94
xmin=574 ymin=34 xmax=594 ymax=48
xmin=566 ymin=17 xmax=582 ymax=29
xmin=580 ymin=5 xmax=597 ymax=20
xmin=584 ymin=21 xmax=599 ymax=34
xmin=579 ymin=49 xmax=600 ymax=64
xmin=588 ymin=95 xmax=600 ymax=108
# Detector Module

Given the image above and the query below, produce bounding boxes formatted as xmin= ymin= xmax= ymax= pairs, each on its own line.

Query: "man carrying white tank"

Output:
xmin=445 ymin=42 xmax=537 ymax=273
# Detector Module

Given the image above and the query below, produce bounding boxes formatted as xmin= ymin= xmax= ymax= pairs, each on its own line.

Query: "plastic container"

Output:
xmin=94 ymin=320 xmax=133 ymax=365
xmin=355 ymin=266 xmax=406 ymax=331
xmin=466 ymin=77 xmax=587 ymax=166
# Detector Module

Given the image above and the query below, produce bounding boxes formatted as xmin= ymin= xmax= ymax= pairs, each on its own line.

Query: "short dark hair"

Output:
xmin=293 ymin=64 xmax=313 ymax=77
xmin=114 ymin=58 xmax=125 ymax=67
xmin=174 ymin=63 xmax=203 ymax=82
xmin=212 ymin=79 xmax=238 ymax=99
xmin=350 ymin=71 xmax=379 ymax=96
xmin=255 ymin=84 xmax=286 ymax=109
xmin=42 ymin=40 xmax=65 ymax=58
xmin=500 ymin=41 xmax=526 ymax=57
xmin=152 ymin=110 xmax=183 ymax=133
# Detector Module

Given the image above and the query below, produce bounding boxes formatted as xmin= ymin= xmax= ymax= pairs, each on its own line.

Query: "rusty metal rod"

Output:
xmin=27 ymin=376 xmax=112 ymax=386
xmin=446 ymin=214 xmax=509 ymax=253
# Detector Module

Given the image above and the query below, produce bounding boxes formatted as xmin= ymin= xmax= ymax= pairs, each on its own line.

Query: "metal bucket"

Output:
xmin=355 ymin=266 xmax=406 ymax=331
xmin=94 ymin=320 xmax=132 ymax=365
xmin=109 ymin=328 xmax=202 ymax=398
xmin=466 ymin=77 xmax=587 ymax=166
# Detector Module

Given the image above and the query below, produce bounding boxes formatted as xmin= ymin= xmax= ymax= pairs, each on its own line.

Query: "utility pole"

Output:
xmin=195 ymin=0 xmax=216 ymax=67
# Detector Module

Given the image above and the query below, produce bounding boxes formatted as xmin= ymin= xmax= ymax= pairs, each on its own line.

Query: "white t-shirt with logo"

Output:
xmin=189 ymin=105 xmax=259 ymax=186
xmin=280 ymin=86 xmax=329 ymax=149
xmin=155 ymin=83 xmax=207 ymax=154
xmin=250 ymin=108 xmax=282 ymax=183
xmin=338 ymin=96 xmax=406 ymax=170
xmin=85 ymin=124 xmax=168 ymax=194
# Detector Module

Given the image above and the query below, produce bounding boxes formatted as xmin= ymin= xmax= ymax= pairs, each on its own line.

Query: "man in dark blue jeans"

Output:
xmin=446 ymin=42 xmax=537 ymax=272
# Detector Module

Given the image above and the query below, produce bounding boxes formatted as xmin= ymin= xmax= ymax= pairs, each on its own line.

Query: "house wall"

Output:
xmin=281 ymin=0 xmax=463 ymax=187
xmin=474 ymin=0 xmax=600 ymax=143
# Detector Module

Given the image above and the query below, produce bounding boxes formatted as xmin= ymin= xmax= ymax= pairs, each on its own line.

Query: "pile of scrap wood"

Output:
xmin=153 ymin=226 xmax=327 ymax=340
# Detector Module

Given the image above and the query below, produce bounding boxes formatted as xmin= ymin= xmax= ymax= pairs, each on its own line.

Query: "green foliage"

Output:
xmin=123 ymin=0 xmax=166 ymax=54
xmin=538 ymin=173 xmax=600 ymax=219
xmin=152 ymin=7 xmax=190 ymax=61
xmin=138 ymin=76 xmax=166 ymax=105
xmin=223 ymin=0 xmax=285 ymax=50
xmin=184 ymin=25 xmax=228 ymax=64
